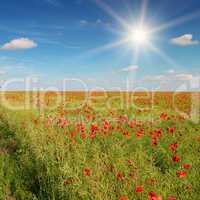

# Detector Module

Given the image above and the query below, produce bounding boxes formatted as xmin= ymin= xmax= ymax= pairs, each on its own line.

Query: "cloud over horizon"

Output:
xmin=1 ymin=38 xmax=37 ymax=50
xmin=170 ymin=34 xmax=199 ymax=46
xmin=121 ymin=65 xmax=139 ymax=72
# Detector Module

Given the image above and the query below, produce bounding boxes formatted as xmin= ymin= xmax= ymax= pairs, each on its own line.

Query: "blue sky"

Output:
xmin=0 ymin=0 xmax=200 ymax=90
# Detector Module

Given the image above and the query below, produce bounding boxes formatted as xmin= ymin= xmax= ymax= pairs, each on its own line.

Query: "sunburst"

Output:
xmin=82 ymin=0 xmax=200 ymax=68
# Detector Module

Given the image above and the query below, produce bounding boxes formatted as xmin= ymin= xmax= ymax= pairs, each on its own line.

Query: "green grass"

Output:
xmin=0 ymin=99 xmax=200 ymax=200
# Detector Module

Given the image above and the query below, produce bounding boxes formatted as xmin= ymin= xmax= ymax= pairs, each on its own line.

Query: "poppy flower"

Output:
xmin=176 ymin=170 xmax=186 ymax=178
xmin=128 ymin=172 xmax=134 ymax=180
xmin=172 ymin=155 xmax=181 ymax=163
xmin=117 ymin=172 xmax=125 ymax=181
xmin=128 ymin=159 xmax=133 ymax=165
xmin=151 ymin=138 xmax=158 ymax=146
xmin=83 ymin=168 xmax=91 ymax=176
xmin=168 ymin=196 xmax=176 ymax=200
xmin=90 ymin=123 xmax=98 ymax=133
xmin=183 ymin=164 xmax=191 ymax=170
xmin=89 ymin=132 xmax=96 ymax=139
xmin=129 ymin=120 xmax=135 ymax=128
xmin=80 ymin=133 xmax=87 ymax=139
xmin=168 ymin=127 xmax=175 ymax=134
xmin=148 ymin=191 xmax=157 ymax=200
xmin=135 ymin=186 xmax=143 ymax=193
xmin=119 ymin=196 xmax=128 ymax=200
xmin=160 ymin=113 xmax=168 ymax=120
xmin=169 ymin=143 xmax=178 ymax=152
xmin=123 ymin=131 xmax=130 ymax=137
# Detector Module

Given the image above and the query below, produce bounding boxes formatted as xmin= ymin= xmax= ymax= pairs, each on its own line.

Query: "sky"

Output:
xmin=0 ymin=0 xmax=200 ymax=91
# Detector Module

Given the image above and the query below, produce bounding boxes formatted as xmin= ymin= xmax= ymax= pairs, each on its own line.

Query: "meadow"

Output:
xmin=0 ymin=92 xmax=199 ymax=200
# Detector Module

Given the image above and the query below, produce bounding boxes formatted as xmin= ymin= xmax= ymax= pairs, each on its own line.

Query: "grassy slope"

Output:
xmin=0 ymin=103 xmax=200 ymax=199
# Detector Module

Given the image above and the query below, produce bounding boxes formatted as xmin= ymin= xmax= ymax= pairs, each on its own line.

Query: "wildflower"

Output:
xmin=160 ymin=113 xmax=168 ymax=120
xmin=168 ymin=127 xmax=175 ymax=134
xmin=83 ymin=168 xmax=91 ymax=176
xmin=90 ymin=123 xmax=98 ymax=133
xmin=103 ymin=119 xmax=111 ymax=130
xmin=183 ymin=164 xmax=191 ymax=170
xmin=168 ymin=196 xmax=176 ymax=200
xmin=71 ymin=130 xmax=78 ymax=138
xmin=129 ymin=120 xmax=135 ymax=128
xmin=151 ymin=138 xmax=158 ymax=147
xmin=172 ymin=155 xmax=181 ymax=163
xmin=119 ymin=196 xmax=128 ymax=200
xmin=128 ymin=159 xmax=133 ymax=165
xmin=135 ymin=186 xmax=143 ymax=193
xmin=136 ymin=128 xmax=144 ymax=138
xmin=169 ymin=143 xmax=178 ymax=152
xmin=123 ymin=131 xmax=130 ymax=137
xmin=117 ymin=172 xmax=125 ymax=181
xmin=89 ymin=132 xmax=96 ymax=139
xmin=176 ymin=170 xmax=186 ymax=178
xmin=148 ymin=192 xmax=158 ymax=200
xmin=80 ymin=133 xmax=87 ymax=139
xmin=128 ymin=172 xmax=134 ymax=180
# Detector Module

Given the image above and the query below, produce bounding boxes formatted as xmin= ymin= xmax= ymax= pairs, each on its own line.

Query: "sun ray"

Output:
xmin=79 ymin=0 xmax=199 ymax=71
xmin=92 ymin=0 xmax=131 ymax=30
xmin=140 ymin=0 xmax=149 ymax=24
xmin=79 ymin=38 xmax=129 ymax=59
xmin=147 ymin=42 xmax=181 ymax=69
xmin=150 ymin=10 xmax=200 ymax=33
xmin=133 ymin=44 xmax=140 ymax=64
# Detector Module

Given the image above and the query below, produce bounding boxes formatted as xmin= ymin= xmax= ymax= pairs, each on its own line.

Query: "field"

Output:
xmin=0 ymin=92 xmax=200 ymax=200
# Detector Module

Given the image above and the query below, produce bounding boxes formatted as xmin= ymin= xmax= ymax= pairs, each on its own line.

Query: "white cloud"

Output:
xmin=79 ymin=19 xmax=110 ymax=27
xmin=121 ymin=65 xmax=139 ymax=72
xmin=1 ymin=38 xmax=37 ymax=50
xmin=80 ymin=20 xmax=88 ymax=26
xmin=143 ymin=72 xmax=194 ymax=82
xmin=143 ymin=75 xmax=165 ymax=81
xmin=167 ymin=69 xmax=175 ymax=74
xmin=170 ymin=34 xmax=199 ymax=46
xmin=175 ymin=73 xmax=193 ymax=81
xmin=0 ymin=70 xmax=6 ymax=75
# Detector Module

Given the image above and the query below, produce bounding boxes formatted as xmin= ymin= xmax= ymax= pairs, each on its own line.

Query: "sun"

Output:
xmin=128 ymin=26 xmax=150 ymax=45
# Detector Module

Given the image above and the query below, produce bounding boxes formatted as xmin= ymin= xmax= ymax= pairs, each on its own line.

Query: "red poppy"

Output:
xmin=89 ymin=132 xmax=96 ymax=139
xmin=160 ymin=113 xmax=168 ymax=120
xmin=103 ymin=119 xmax=111 ymax=130
xmin=119 ymin=196 xmax=128 ymax=200
xmin=183 ymin=164 xmax=191 ymax=170
xmin=71 ymin=130 xmax=78 ymax=138
xmin=83 ymin=168 xmax=91 ymax=176
xmin=135 ymin=186 xmax=143 ymax=193
xmin=176 ymin=170 xmax=186 ymax=178
xmin=168 ymin=127 xmax=175 ymax=134
xmin=136 ymin=128 xmax=144 ymax=138
xmin=117 ymin=172 xmax=125 ymax=181
xmin=129 ymin=120 xmax=135 ymax=128
xmin=169 ymin=143 xmax=178 ymax=152
xmin=128 ymin=172 xmax=134 ymax=180
xmin=80 ymin=133 xmax=87 ymax=139
xmin=172 ymin=155 xmax=181 ymax=163
xmin=123 ymin=131 xmax=130 ymax=137
xmin=148 ymin=192 xmax=159 ymax=200
xmin=90 ymin=123 xmax=98 ymax=133
xmin=168 ymin=196 xmax=176 ymax=200
xmin=151 ymin=138 xmax=158 ymax=146
xmin=128 ymin=159 xmax=133 ymax=166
